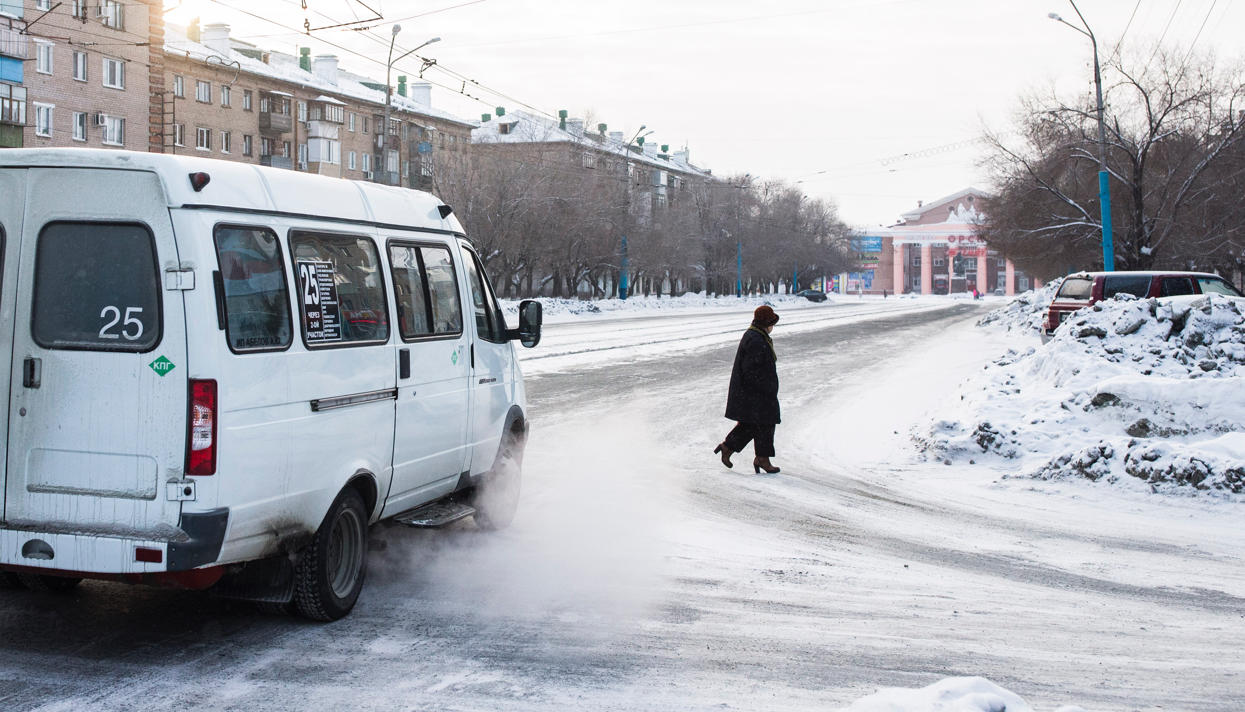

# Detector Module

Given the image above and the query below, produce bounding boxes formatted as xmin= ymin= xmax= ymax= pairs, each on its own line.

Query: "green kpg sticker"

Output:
xmin=149 ymin=356 xmax=176 ymax=376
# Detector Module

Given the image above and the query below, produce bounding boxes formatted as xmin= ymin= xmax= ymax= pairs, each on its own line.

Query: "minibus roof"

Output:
xmin=0 ymin=148 xmax=464 ymax=235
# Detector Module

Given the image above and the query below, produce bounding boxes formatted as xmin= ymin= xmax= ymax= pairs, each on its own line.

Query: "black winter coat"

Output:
xmin=725 ymin=327 xmax=780 ymax=425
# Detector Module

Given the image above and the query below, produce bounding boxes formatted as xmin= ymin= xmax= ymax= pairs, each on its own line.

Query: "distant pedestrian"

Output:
xmin=715 ymin=305 xmax=782 ymax=474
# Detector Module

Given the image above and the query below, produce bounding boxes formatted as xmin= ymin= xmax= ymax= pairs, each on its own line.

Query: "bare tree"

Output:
xmin=981 ymin=45 xmax=1245 ymax=276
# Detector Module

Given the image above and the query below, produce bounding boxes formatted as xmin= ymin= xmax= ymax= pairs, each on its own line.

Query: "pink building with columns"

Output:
xmin=868 ymin=188 xmax=1038 ymax=296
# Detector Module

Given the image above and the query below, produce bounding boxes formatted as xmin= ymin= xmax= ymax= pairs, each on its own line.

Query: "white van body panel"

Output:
xmin=0 ymin=149 xmax=522 ymax=584
xmin=0 ymin=169 xmax=21 ymax=514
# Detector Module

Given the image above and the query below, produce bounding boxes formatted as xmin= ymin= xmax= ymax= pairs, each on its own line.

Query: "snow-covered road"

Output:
xmin=1 ymin=300 xmax=1241 ymax=712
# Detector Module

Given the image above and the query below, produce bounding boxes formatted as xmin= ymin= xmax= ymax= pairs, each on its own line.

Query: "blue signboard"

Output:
xmin=851 ymin=236 xmax=883 ymax=253
xmin=417 ymin=141 xmax=432 ymax=154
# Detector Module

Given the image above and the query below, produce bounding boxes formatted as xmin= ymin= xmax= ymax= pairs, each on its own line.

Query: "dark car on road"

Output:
xmin=795 ymin=289 xmax=828 ymax=302
xmin=1041 ymin=270 xmax=1242 ymax=342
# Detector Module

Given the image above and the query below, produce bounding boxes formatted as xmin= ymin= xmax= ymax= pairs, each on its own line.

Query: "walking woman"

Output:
xmin=715 ymin=305 xmax=781 ymax=474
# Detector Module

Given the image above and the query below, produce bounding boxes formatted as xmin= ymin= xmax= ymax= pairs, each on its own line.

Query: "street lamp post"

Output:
xmin=1049 ymin=1 xmax=1114 ymax=271
xmin=619 ymin=125 xmax=652 ymax=300
xmin=382 ymin=25 xmax=440 ymax=186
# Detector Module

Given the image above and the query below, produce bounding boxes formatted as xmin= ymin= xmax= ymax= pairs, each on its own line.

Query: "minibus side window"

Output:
xmin=389 ymin=244 xmax=433 ymax=339
xmin=290 ymin=231 xmax=389 ymax=346
xmin=214 ymin=225 xmax=292 ymax=352
xmin=32 ymin=222 xmax=161 ymax=352
xmin=419 ymin=246 xmax=463 ymax=336
xmin=462 ymin=250 xmax=505 ymax=343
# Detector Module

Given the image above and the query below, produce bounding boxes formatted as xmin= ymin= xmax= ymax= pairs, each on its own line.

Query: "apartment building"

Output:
xmin=161 ymin=22 xmax=474 ymax=187
xmin=471 ymin=109 xmax=713 ymax=221
xmin=1 ymin=0 xmax=160 ymax=151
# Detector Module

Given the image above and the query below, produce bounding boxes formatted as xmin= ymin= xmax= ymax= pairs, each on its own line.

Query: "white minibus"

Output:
xmin=0 ymin=149 xmax=541 ymax=620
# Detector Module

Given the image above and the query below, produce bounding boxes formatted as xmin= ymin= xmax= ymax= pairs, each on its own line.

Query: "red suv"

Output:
xmin=1041 ymin=270 xmax=1243 ymax=342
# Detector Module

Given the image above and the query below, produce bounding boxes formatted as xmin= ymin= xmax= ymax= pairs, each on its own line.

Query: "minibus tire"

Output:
xmin=14 ymin=573 xmax=82 ymax=593
xmin=472 ymin=433 xmax=524 ymax=531
xmin=293 ymin=488 xmax=368 ymax=622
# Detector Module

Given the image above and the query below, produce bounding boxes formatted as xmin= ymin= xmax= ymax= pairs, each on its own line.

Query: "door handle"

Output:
xmin=399 ymin=348 xmax=411 ymax=380
xmin=23 ymin=357 xmax=41 ymax=389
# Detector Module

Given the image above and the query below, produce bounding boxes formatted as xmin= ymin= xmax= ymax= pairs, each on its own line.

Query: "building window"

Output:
xmin=71 ymin=0 xmax=88 ymax=19
xmin=348 ymin=151 xmax=356 ymax=170
xmin=72 ymin=111 xmax=86 ymax=141
xmin=498 ymin=122 xmax=512 ymax=135
xmin=362 ymin=116 xmax=369 ymax=134
xmin=35 ymin=41 xmax=53 ymax=75
xmin=34 ymin=103 xmax=53 ymax=137
xmin=297 ymin=101 xmax=307 ymax=123
xmin=297 ymin=142 xmax=307 ymax=168
xmin=35 ymin=0 xmax=51 ymax=9
xmin=72 ymin=51 xmax=87 ymax=82
xmin=348 ymin=113 xmax=355 ymax=132
xmin=242 ymin=90 xmax=252 ymax=111
xmin=221 ymin=85 xmax=231 ymax=107
xmin=196 ymin=80 xmax=211 ymax=103
xmin=173 ymin=75 xmax=185 ymax=98
xmin=932 ymin=257 xmax=945 ymax=267
xmin=242 ymin=134 xmax=252 ymax=157
xmin=911 ymin=253 xmax=921 ymax=267
xmin=99 ymin=0 xmax=124 ymax=29
xmin=0 ymin=84 xmax=27 ymax=126
xmin=282 ymin=141 xmax=290 ymax=158
xmin=102 ymin=57 xmax=124 ymax=89
xmin=220 ymin=130 xmax=231 ymax=153
xmin=582 ymin=152 xmax=596 ymax=169
xmin=196 ymin=127 xmax=211 ymax=150
xmin=101 ymin=115 xmax=124 ymax=145
xmin=385 ymin=149 xmax=398 ymax=174
xmin=362 ymin=152 xmax=370 ymax=173
xmin=174 ymin=123 xmax=185 ymax=146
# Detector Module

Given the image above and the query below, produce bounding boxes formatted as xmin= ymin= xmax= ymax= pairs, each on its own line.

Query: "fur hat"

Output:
xmin=752 ymin=305 xmax=779 ymax=327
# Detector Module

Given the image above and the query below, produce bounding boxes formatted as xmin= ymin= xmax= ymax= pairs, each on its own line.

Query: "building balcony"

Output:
xmin=259 ymin=155 xmax=293 ymax=170
xmin=0 ymin=26 xmax=28 ymax=60
xmin=258 ymin=111 xmax=292 ymax=135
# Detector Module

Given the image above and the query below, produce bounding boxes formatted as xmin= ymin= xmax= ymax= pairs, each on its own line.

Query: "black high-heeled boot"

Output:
xmin=713 ymin=443 xmax=734 ymax=469
xmin=753 ymin=457 xmax=780 ymax=474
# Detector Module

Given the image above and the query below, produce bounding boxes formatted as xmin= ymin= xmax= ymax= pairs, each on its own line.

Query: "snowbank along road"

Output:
xmin=1 ymin=298 xmax=1241 ymax=711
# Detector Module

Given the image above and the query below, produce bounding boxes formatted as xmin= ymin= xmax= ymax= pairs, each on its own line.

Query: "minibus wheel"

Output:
xmin=472 ymin=430 xmax=524 ymax=531
xmin=293 ymin=487 xmax=368 ymax=621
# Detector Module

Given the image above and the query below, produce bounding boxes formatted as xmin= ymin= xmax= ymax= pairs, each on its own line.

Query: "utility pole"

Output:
xmin=1049 ymin=1 xmax=1114 ymax=270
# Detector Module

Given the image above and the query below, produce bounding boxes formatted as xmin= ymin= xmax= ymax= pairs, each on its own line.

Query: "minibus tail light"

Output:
xmin=187 ymin=379 xmax=217 ymax=476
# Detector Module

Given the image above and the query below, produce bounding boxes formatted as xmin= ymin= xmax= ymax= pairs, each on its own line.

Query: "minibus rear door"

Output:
xmin=4 ymin=168 xmax=187 ymax=538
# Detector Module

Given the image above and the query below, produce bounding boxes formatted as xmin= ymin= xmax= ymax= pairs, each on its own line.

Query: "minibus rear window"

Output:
xmin=290 ymin=231 xmax=389 ymax=346
xmin=32 ymin=222 xmax=161 ymax=352
xmin=214 ymin=225 xmax=292 ymax=352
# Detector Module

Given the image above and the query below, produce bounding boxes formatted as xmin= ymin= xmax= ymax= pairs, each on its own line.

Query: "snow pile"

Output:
xmin=841 ymin=676 xmax=1087 ymax=712
xmin=917 ymin=294 xmax=1245 ymax=495
xmin=500 ymin=292 xmax=818 ymax=324
xmin=975 ymin=278 xmax=1063 ymax=333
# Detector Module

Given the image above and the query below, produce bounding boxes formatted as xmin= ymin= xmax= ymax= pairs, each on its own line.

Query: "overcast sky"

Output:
xmin=168 ymin=0 xmax=1245 ymax=226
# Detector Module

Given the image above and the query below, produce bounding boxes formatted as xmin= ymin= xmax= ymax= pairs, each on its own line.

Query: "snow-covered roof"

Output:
xmin=0 ymin=148 xmax=464 ymax=233
xmin=900 ymin=187 xmax=991 ymax=222
xmin=472 ymin=110 xmax=713 ymax=179
xmin=163 ymin=26 xmax=475 ymax=129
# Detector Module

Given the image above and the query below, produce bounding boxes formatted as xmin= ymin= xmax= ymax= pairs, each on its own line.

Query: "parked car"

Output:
xmin=0 ymin=149 xmax=542 ymax=620
xmin=795 ymin=289 xmax=828 ymax=302
xmin=1041 ymin=270 xmax=1242 ymax=342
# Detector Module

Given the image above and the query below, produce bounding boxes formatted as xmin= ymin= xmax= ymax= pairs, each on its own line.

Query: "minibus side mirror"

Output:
xmin=509 ymin=299 xmax=542 ymax=348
